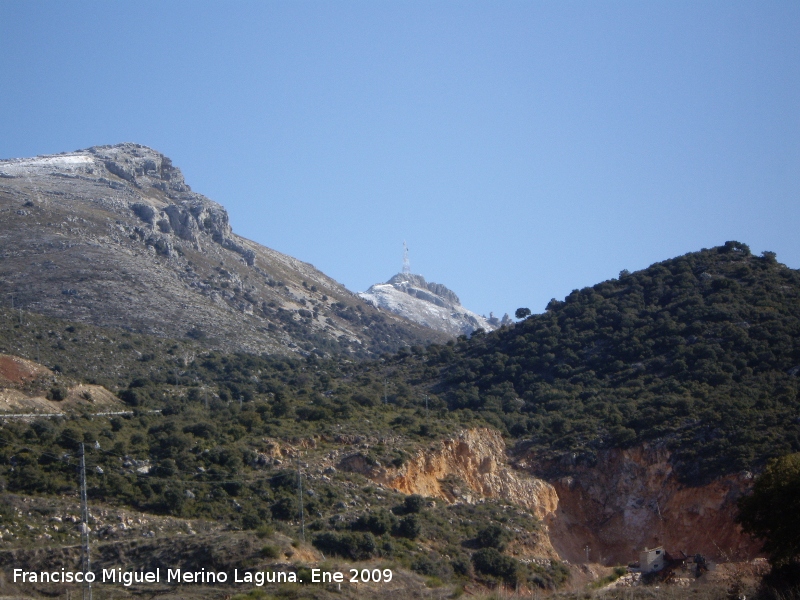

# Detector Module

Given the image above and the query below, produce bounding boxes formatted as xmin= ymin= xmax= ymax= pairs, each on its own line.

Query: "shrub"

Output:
xmin=402 ymin=494 xmax=425 ymax=514
xmin=255 ymin=524 xmax=275 ymax=539
xmin=353 ymin=510 xmax=395 ymax=535
xmin=472 ymin=548 xmax=521 ymax=585
xmin=47 ymin=385 xmax=68 ymax=401
xmin=312 ymin=531 xmax=378 ymax=560
xmin=260 ymin=544 xmax=280 ymax=559
xmin=394 ymin=514 xmax=421 ymax=539
xmin=476 ymin=524 xmax=511 ymax=550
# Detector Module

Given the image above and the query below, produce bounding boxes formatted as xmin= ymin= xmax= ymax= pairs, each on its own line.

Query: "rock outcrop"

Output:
xmin=339 ymin=427 xmax=760 ymax=567
xmin=339 ymin=428 xmax=559 ymax=521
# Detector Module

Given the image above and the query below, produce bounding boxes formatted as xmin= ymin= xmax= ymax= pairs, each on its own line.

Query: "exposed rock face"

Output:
xmin=339 ymin=428 xmax=559 ymax=521
xmin=515 ymin=444 xmax=761 ymax=565
xmin=359 ymin=272 xmax=506 ymax=336
xmin=0 ymin=144 xmax=447 ymax=356
xmin=339 ymin=427 xmax=760 ymax=566
xmin=0 ymin=353 xmax=121 ymax=413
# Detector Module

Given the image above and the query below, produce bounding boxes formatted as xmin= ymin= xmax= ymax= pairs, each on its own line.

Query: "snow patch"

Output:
xmin=0 ymin=153 xmax=95 ymax=175
xmin=359 ymin=273 xmax=497 ymax=336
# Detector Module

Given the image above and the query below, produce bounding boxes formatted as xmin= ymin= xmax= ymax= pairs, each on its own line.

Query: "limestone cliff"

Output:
xmin=336 ymin=428 xmax=559 ymax=560
xmin=340 ymin=428 xmax=558 ymax=521
xmin=339 ymin=428 xmax=760 ymax=567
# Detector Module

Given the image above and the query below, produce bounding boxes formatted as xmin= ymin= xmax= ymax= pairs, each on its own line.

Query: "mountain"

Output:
xmin=359 ymin=272 xmax=510 ymax=336
xmin=0 ymin=144 xmax=448 ymax=356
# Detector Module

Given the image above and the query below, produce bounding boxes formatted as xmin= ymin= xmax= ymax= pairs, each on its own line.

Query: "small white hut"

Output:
xmin=639 ymin=547 xmax=666 ymax=573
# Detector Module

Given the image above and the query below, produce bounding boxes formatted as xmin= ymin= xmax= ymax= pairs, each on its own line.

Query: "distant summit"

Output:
xmin=359 ymin=270 xmax=511 ymax=336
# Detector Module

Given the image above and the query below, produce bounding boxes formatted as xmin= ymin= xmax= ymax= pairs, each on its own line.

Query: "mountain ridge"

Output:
xmin=0 ymin=143 xmax=449 ymax=356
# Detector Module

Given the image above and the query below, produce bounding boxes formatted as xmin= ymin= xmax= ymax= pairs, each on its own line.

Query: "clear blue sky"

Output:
xmin=2 ymin=1 xmax=798 ymax=318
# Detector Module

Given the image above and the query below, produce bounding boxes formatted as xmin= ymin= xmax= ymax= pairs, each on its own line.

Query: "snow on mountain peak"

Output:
xmin=358 ymin=272 xmax=510 ymax=336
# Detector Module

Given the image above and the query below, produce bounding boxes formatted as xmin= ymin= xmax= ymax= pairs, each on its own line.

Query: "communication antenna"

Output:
xmin=79 ymin=443 xmax=92 ymax=600
xmin=402 ymin=241 xmax=411 ymax=274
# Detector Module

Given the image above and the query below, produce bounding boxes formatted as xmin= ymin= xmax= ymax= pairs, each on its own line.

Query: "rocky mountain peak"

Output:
xmin=385 ymin=273 xmax=462 ymax=308
xmin=359 ymin=272 xmax=502 ymax=336
xmin=87 ymin=143 xmax=191 ymax=193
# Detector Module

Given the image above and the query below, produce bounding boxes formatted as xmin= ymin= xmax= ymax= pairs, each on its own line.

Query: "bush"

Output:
xmin=472 ymin=548 xmax=521 ymax=585
xmin=411 ymin=553 xmax=454 ymax=579
xmin=394 ymin=514 xmax=421 ymax=539
xmin=255 ymin=524 xmax=275 ymax=539
xmin=476 ymin=524 xmax=511 ymax=550
xmin=270 ymin=496 xmax=298 ymax=521
xmin=738 ymin=453 xmax=800 ymax=567
xmin=353 ymin=510 xmax=395 ymax=535
xmin=402 ymin=494 xmax=426 ymax=514
xmin=118 ymin=388 xmax=142 ymax=406
xmin=260 ymin=544 xmax=280 ymax=559
xmin=47 ymin=385 xmax=68 ymax=401
xmin=312 ymin=531 xmax=378 ymax=560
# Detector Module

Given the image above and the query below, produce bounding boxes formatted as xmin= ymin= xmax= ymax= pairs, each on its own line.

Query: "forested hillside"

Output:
xmin=411 ymin=242 xmax=800 ymax=483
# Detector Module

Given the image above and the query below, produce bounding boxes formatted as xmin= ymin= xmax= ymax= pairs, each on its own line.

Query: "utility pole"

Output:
xmin=297 ymin=457 xmax=305 ymax=542
xmin=204 ymin=386 xmax=209 ymax=410
xmin=383 ymin=379 xmax=388 ymax=405
xmin=79 ymin=443 xmax=92 ymax=600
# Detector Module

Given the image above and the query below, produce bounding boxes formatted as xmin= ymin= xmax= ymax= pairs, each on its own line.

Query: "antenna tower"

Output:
xmin=297 ymin=457 xmax=305 ymax=542
xmin=402 ymin=241 xmax=411 ymax=274
xmin=79 ymin=443 xmax=92 ymax=600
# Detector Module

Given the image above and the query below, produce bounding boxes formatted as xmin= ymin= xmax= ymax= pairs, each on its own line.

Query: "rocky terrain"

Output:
xmin=359 ymin=272 xmax=510 ymax=336
xmin=0 ymin=144 xmax=448 ymax=357
xmin=513 ymin=443 xmax=761 ymax=565
xmin=0 ymin=353 xmax=121 ymax=414
xmin=338 ymin=427 xmax=759 ymax=566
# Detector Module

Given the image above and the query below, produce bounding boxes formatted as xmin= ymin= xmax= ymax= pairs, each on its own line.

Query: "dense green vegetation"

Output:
xmin=383 ymin=242 xmax=799 ymax=483
xmin=738 ymin=453 xmax=800 ymax=567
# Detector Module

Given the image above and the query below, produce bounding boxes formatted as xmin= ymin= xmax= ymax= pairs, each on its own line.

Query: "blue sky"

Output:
xmin=2 ymin=1 xmax=798 ymax=318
